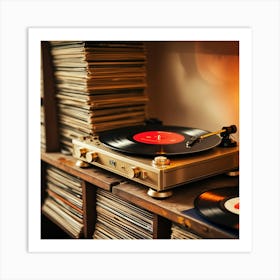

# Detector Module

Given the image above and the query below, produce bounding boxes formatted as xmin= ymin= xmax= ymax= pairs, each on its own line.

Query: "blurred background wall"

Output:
xmin=146 ymin=41 xmax=239 ymax=140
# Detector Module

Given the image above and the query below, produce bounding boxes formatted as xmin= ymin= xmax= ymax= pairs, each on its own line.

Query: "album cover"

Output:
xmin=93 ymin=188 xmax=154 ymax=239
xmin=171 ymin=223 xmax=202 ymax=239
xmin=41 ymin=166 xmax=84 ymax=238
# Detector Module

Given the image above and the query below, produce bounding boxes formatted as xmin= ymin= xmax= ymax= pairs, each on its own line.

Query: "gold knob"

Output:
xmin=86 ymin=151 xmax=98 ymax=162
xmin=75 ymin=147 xmax=88 ymax=158
xmin=152 ymin=156 xmax=170 ymax=167
xmin=127 ymin=167 xmax=141 ymax=179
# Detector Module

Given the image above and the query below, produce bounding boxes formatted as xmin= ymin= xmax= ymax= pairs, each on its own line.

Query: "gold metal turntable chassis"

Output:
xmin=72 ymin=136 xmax=239 ymax=198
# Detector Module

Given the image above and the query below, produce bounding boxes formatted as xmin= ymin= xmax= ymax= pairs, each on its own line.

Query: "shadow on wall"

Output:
xmin=146 ymin=41 xmax=239 ymax=141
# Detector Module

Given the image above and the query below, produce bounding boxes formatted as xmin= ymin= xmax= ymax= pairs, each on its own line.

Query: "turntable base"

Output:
xmin=72 ymin=136 xmax=239 ymax=196
xmin=75 ymin=159 xmax=90 ymax=168
xmin=147 ymin=188 xmax=173 ymax=199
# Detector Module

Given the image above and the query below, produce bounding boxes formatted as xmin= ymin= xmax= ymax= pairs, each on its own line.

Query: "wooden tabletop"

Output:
xmin=41 ymin=152 xmax=124 ymax=191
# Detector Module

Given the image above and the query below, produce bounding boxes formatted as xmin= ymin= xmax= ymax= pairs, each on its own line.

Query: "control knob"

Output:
xmin=86 ymin=151 xmax=98 ymax=162
xmin=75 ymin=147 xmax=88 ymax=158
xmin=127 ymin=166 xmax=141 ymax=179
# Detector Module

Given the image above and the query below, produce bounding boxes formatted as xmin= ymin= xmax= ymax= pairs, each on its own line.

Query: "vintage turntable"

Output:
xmin=72 ymin=122 xmax=239 ymax=198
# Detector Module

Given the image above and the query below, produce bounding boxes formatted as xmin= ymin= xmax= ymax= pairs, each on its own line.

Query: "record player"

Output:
xmin=72 ymin=121 xmax=239 ymax=198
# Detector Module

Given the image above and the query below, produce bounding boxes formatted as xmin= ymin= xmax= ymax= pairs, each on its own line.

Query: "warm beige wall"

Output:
xmin=146 ymin=41 xmax=239 ymax=141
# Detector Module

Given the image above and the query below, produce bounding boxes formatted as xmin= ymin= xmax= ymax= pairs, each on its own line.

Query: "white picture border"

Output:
xmin=1 ymin=1 xmax=279 ymax=279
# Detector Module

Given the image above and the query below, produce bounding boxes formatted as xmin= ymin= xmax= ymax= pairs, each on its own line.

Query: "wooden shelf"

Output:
xmin=41 ymin=152 xmax=238 ymax=239
xmin=42 ymin=152 xmax=122 ymax=192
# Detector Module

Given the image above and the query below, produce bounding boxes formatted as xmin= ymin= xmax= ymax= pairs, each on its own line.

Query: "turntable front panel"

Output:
xmin=162 ymin=149 xmax=239 ymax=191
xmin=72 ymin=137 xmax=239 ymax=192
xmin=72 ymin=137 xmax=160 ymax=188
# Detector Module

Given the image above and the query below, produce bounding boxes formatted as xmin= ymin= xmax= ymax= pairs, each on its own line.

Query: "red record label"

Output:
xmin=133 ymin=131 xmax=185 ymax=145
xmin=223 ymin=197 xmax=239 ymax=215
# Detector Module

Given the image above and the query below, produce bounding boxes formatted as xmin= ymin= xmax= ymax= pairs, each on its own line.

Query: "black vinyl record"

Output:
xmin=194 ymin=187 xmax=239 ymax=231
xmin=98 ymin=124 xmax=221 ymax=156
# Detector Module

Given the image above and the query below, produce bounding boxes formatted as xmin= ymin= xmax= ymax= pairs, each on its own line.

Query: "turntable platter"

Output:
xmin=98 ymin=124 xmax=221 ymax=156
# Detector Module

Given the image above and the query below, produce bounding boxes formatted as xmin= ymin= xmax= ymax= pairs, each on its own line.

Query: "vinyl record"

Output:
xmin=194 ymin=187 xmax=239 ymax=231
xmin=98 ymin=124 xmax=221 ymax=156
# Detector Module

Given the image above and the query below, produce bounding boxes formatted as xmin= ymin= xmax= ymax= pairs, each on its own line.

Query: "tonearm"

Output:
xmin=186 ymin=125 xmax=237 ymax=148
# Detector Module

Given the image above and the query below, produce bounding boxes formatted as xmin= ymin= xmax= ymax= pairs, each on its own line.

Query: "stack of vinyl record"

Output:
xmin=93 ymin=188 xmax=154 ymax=239
xmin=50 ymin=41 xmax=148 ymax=153
xmin=42 ymin=166 xmax=84 ymax=238
xmin=40 ymin=103 xmax=45 ymax=151
xmin=170 ymin=223 xmax=201 ymax=239
xmin=40 ymin=53 xmax=46 ymax=152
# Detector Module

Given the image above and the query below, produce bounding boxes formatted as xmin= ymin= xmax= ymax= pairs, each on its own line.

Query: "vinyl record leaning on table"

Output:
xmin=98 ymin=124 xmax=221 ymax=156
xmin=194 ymin=187 xmax=239 ymax=231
